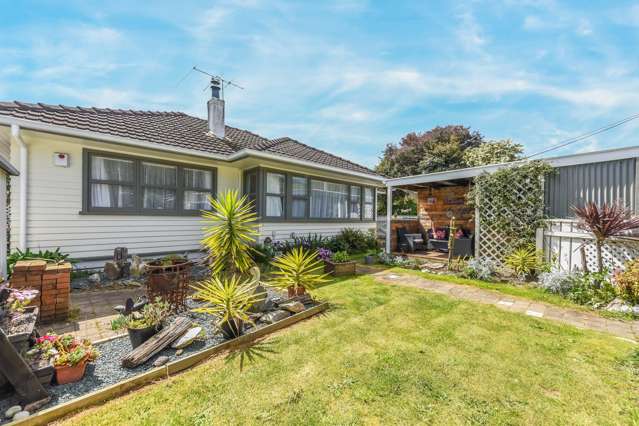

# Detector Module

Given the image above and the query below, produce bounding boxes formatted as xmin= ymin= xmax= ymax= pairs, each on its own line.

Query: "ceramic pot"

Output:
xmin=55 ymin=357 xmax=89 ymax=385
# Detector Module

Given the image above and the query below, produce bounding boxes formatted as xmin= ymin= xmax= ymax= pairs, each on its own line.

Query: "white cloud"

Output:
xmin=456 ymin=10 xmax=486 ymax=51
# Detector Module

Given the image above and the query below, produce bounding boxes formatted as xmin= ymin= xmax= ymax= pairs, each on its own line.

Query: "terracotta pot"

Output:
xmin=287 ymin=286 xmax=306 ymax=298
xmin=55 ymin=357 xmax=89 ymax=385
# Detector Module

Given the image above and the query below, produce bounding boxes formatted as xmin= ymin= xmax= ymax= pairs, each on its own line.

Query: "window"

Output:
xmin=183 ymin=168 xmax=214 ymax=211
xmin=350 ymin=185 xmax=361 ymax=219
xmin=310 ymin=179 xmax=348 ymax=219
xmin=363 ymin=187 xmax=375 ymax=219
xmin=84 ymin=151 xmax=216 ymax=215
xmin=89 ymin=156 xmax=136 ymax=210
xmin=243 ymin=169 xmax=259 ymax=212
xmin=265 ymin=172 xmax=285 ymax=217
xmin=291 ymin=176 xmax=308 ymax=218
xmin=142 ymin=162 xmax=177 ymax=211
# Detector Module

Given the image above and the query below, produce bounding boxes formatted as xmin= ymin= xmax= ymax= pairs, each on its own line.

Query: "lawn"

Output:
xmin=63 ymin=275 xmax=638 ymax=425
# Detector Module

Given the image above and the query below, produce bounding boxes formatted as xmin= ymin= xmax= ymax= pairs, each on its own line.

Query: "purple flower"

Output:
xmin=318 ymin=248 xmax=332 ymax=261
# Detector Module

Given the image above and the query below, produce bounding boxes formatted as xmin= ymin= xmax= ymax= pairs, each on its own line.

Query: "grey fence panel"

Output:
xmin=544 ymin=158 xmax=637 ymax=217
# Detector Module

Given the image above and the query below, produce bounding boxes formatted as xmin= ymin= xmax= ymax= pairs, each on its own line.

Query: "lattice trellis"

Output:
xmin=579 ymin=239 xmax=639 ymax=272
xmin=477 ymin=174 xmax=545 ymax=265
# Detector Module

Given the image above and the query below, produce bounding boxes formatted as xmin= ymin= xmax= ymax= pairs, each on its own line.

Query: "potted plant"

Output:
xmin=0 ymin=284 xmax=40 ymax=353
xmin=324 ymin=251 xmax=357 ymax=276
xmin=111 ymin=298 xmax=171 ymax=349
xmin=34 ymin=333 xmax=99 ymax=385
xmin=269 ymin=247 xmax=329 ymax=297
xmin=364 ymin=248 xmax=380 ymax=265
xmin=191 ymin=275 xmax=264 ymax=339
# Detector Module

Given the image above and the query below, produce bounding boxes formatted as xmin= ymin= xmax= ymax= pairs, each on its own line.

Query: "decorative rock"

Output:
xmin=171 ymin=326 xmax=203 ymax=349
xmin=605 ymin=297 xmax=639 ymax=315
xmin=88 ymin=273 xmax=101 ymax=284
xmin=104 ymin=261 xmax=122 ymax=280
xmin=259 ymin=310 xmax=291 ymax=324
xmin=279 ymin=301 xmax=305 ymax=314
xmin=175 ymin=349 xmax=184 ymax=356
xmin=5 ymin=406 xmax=21 ymax=419
xmin=13 ymin=411 xmax=30 ymax=421
xmin=152 ymin=356 xmax=170 ymax=367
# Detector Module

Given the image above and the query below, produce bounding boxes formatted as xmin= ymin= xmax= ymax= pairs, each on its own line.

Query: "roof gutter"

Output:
xmin=10 ymin=124 xmax=27 ymax=251
xmin=0 ymin=115 xmax=385 ymax=183
xmin=228 ymin=149 xmax=385 ymax=182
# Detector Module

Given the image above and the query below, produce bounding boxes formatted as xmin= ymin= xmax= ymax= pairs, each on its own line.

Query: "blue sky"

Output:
xmin=2 ymin=1 xmax=639 ymax=167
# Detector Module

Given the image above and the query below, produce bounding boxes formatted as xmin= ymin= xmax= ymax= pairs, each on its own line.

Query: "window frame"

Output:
xmin=245 ymin=166 xmax=377 ymax=223
xmin=288 ymin=175 xmax=310 ymax=219
xmin=182 ymin=166 xmax=216 ymax=213
xmin=82 ymin=149 xmax=217 ymax=216
xmin=363 ymin=187 xmax=375 ymax=220
xmin=264 ymin=171 xmax=286 ymax=218
xmin=140 ymin=161 xmax=179 ymax=214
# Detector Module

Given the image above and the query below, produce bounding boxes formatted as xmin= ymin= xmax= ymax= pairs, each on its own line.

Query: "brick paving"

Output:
xmin=367 ymin=268 xmax=638 ymax=343
xmin=45 ymin=287 xmax=144 ymax=342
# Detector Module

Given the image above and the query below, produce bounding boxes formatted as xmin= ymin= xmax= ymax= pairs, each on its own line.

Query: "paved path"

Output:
xmin=47 ymin=287 xmax=144 ymax=342
xmin=366 ymin=268 xmax=638 ymax=343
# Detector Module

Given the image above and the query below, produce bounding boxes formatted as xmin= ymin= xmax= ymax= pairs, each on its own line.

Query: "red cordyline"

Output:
xmin=572 ymin=202 xmax=639 ymax=273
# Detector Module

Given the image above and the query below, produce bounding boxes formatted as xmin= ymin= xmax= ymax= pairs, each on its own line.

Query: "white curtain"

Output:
xmin=90 ymin=157 xmax=135 ymax=208
xmin=142 ymin=163 xmax=176 ymax=210
xmin=185 ymin=168 xmax=212 ymax=189
xmin=184 ymin=191 xmax=210 ymax=210
xmin=266 ymin=195 xmax=283 ymax=216
xmin=350 ymin=186 xmax=361 ymax=218
xmin=310 ymin=180 xmax=348 ymax=219
xmin=363 ymin=188 xmax=374 ymax=219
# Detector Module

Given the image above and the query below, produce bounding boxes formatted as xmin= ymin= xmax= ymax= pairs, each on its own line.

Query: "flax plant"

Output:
xmin=201 ymin=190 xmax=259 ymax=275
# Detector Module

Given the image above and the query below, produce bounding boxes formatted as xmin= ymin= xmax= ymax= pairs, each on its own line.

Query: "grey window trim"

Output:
xmin=81 ymin=149 xmax=217 ymax=216
xmin=244 ymin=166 xmax=377 ymax=223
xmin=264 ymin=171 xmax=286 ymax=218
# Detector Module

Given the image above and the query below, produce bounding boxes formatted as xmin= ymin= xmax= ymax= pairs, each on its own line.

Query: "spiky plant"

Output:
xmin=573 ymin=202 xmax=639 ymax=273
xmin=191 ymin=275 xmax=264 ymax=337
xmin=201 ymin=190 xmax=259 ymax=275
xmin=269 ymin=247 xmax=330 ymax=294
xmin=505 ymin=246 xmax=545 ymax=280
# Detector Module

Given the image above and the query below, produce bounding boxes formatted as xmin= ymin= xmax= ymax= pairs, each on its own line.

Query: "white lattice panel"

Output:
xmin=478 ymin=175 xmax=544 ymax=264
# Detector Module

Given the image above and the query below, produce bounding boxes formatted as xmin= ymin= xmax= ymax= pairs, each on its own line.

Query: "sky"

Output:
xmin=2 ymin=0 xmax=639 ymax=168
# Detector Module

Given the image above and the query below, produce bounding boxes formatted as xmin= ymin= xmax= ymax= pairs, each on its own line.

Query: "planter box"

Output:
xmin=324 ymin=260 xmax=357 ymax=276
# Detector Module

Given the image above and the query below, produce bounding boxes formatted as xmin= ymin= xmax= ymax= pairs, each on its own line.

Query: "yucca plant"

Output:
xmin=201 ymin=190 xmax=259 ymax=275
xmin=191 ymin=275 xmax=264 ymax=338
xmin=269 ymin=247 xmax=330 ymax=296
xmin=573 ymin=202 xmax=639 ymax=273
xmin=505 ymin=246 xmax=546 ymax=280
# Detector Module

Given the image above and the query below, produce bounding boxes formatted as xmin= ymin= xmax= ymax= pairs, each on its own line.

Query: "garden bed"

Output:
xmin=0 ymin=297 xmax=327 ymax=426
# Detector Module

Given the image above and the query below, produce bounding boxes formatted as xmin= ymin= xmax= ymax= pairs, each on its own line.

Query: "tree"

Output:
xmin=375 ymin=125 xmax=483 ymax=178
xmin=463 ymin=139 xmax=524 ymax=167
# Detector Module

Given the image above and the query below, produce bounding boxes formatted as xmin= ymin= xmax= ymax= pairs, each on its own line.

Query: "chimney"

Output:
xmin=207 ymin=77 xmax=225 ymax=138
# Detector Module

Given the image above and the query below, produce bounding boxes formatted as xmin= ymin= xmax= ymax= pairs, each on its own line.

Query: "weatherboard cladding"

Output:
xmin=0 ymin=101 xmax=378 ymax=176
xmin=544 ymin=158 xmax=638 ymax=217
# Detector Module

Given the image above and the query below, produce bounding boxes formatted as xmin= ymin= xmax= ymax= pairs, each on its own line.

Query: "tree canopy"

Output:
xmin=375 ymin=125 xmax=483 ymax=178
xmin=463 ymin=139 xmax=524 ymax=167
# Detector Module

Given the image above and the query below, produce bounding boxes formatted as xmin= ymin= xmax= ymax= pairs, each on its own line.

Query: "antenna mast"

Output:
xmin=191 ymin=66 xmax=244 ymax=99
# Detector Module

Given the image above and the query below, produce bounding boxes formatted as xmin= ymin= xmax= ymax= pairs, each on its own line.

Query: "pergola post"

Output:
xmin=385 ymin=186 xmax=392 ymax=253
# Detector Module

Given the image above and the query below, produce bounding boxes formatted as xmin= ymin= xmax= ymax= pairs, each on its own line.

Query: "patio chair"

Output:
xmin=397 ymin=228 xmax=425 ymax=253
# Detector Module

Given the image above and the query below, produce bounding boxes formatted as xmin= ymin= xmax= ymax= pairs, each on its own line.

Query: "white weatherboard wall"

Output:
xmin=9 ymin=128 xmax=241 ymax=260
xmin=258 ymin=221 xmax=375 ymax=242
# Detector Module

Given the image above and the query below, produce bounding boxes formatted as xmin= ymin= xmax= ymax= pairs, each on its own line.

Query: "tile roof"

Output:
xmin=0 ymin=101 xmax=380 ymax=177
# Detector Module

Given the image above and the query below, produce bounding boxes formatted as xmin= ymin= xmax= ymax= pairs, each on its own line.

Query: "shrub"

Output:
xmin=378 ymin=253 xmax=415 ymax=267
xmin=565 ymin=270 xmax=616 ymax=307
xmin=331 ymin=251 xmax=351 ymax=263
xmin=111 ymin=298 xmax=171 ymax=331
xmin=614 ymin=259 xmax=639 ymax=304
xmin=537 ymin=271 xmax=574 ymax=295
xmin=8 ymin=248 xmax=74 ymax=275
xmin=250 ymin=243 xmax=278 ymax=264
xmin=332 ymin=228 xmax=377 ymax=253
xmin=464 ymin=258 xmax=497 ymax=281
xmin=505 ymin=246 xmax=549 ymax=280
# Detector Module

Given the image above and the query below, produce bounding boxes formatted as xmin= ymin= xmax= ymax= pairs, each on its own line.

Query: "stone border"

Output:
xmin=11 ymin=303 xmax=329 ymax=426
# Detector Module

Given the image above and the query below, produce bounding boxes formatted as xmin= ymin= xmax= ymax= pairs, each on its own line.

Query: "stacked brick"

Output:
xmin=10 ymin=260 xmax=72 ymax=323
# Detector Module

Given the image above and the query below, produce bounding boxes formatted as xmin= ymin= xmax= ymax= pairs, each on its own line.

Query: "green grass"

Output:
xmin=64 ymin=276 xmax=638 ymax=425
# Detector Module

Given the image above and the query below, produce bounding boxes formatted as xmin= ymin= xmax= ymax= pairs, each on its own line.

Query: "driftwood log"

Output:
xmin=121 ymin=317 xmax=192 ymax=368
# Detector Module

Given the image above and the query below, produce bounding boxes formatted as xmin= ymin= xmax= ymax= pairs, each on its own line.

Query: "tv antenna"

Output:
xmin=184 ymin=66 xmax=244 ymax=99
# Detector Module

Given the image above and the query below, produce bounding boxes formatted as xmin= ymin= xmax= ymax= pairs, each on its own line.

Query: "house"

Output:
xmin=0 ymin=84 xmax=383 ymax=267
xmin=383 ymin=146 xmax=639 ymax=271
xmin=0 ymin=145 xmax=19 ymax=278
